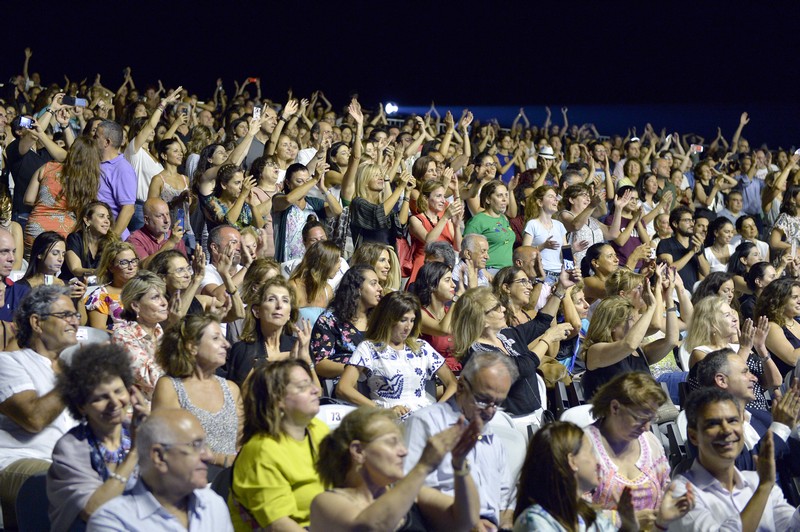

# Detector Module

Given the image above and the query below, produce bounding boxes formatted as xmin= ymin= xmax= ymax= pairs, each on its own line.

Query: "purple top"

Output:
xmin=97 ymin=154 xmax=136 ymax=240
xmin=604 ymin=213 xmax=642 ymax=269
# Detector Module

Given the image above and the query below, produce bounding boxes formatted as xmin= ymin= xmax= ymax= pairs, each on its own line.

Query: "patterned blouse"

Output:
xmin=774 ymin=212 xmax=800 ymax=249
xmin=201 ymin=194 xmax=255 ymax=230
xmin=310 ymin=310 xmax=364 ymax=369
xmin=110 ymin=320 xmax=164 ymax=400
xmin=85 ymin=285 xmax=124 ymax=331
xmin=513 ymin=504 xmax=616 ymax=532
xmin=585 ymin=424 xmax=670 ymax=514
xmin=347 ymin=339 xmax=444 ymax=417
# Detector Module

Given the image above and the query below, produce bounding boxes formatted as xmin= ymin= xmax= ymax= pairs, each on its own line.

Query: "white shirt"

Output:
xmin=0 ymin=348 xmax=77 ymax=470
xmin=280 ymin=257 xmax=349 ymax=290
xmin=523 ymin=218 xmax=567 ymax=272
xmin=200 ymin=263 xmax=243 ymax=337
xmin=671 ymin=459 xmax=800 ymax=531
xmin=123 ymin=140 xmax=164 ymax=203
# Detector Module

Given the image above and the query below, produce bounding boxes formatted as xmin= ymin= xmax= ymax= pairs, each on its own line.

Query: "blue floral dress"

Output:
xmin=346 ymin=339 xmax=444 ymax=417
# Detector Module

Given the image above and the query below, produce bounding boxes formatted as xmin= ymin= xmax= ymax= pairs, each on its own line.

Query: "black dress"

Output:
xmin=581 ymin=347 xmax=652 ymax=399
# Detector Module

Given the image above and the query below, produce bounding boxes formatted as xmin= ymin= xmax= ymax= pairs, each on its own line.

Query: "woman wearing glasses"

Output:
xmin=492 ymin=266 xmax=536 ymax=327
xmin=85 ymin=241 xmax=139 ymax=330
xmin=110 ymin=271 xmax=169 ymax=400
xmin=585 ymin=372 xmax=677 ymax=531
xmin=48 ymin=344 xmax=149 ymax=532
xmin=451 ymin=286 xmax=572 ymax=425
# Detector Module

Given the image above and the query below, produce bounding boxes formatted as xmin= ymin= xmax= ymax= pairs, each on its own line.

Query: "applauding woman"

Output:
xmin=310 ymin=407 xmax=481 ymax=532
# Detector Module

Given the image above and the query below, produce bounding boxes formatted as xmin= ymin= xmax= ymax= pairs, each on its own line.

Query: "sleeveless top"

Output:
xmin=170 ymin=376 xmax=238 ymax=455
xmin=585 ymin=425 xmax=670 ymax=513
xmin=159 ymin=174 xmax=193 ymax=235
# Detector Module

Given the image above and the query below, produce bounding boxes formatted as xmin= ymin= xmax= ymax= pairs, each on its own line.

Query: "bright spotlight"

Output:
xmin=385 ymin=102 xmax=399 ymax=115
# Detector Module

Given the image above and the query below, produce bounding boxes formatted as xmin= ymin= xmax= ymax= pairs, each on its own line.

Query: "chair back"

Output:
xmin=315 ymin=404 xmax=357 ymax=430
xmin=559 ymin=404 xmax=596 ymax=428
xmin=16 ymin=473 xmax=51 ymax=532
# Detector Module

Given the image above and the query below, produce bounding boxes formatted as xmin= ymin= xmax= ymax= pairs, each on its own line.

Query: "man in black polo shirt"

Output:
xmin=657 ymin=206 xmax=706 ymax=289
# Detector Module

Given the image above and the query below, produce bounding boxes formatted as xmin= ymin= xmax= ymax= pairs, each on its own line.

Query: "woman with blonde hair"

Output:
xmin=152 ymin=313 xmax=243 ymax=469
xmin=451 ymin=286 xmax=572 ymax=424
xmin=343 ymin=162 xmax=414 ymax=247
xmin=350 ymin=241 xmax=401 ymax=293
xmin=110 ymin=271 xmax=168 ymax=399
xmin=580 ymin=267 xmax=679 ymax=399
xmin=683 ymin=296 xmax=776 ymax=410
xmin=310 ymin=407 xmax=481 ymax=532
xmin=288 ymin=240 xmax=341 ymax=324
xmin=336 ymin=291 xmax=457 ymax=419
xmin=85 ymin=241 xmax=139 ymax=330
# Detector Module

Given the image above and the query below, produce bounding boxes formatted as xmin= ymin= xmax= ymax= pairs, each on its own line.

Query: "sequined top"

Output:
xmin=170 ymin=376 xmax=238 ymax=455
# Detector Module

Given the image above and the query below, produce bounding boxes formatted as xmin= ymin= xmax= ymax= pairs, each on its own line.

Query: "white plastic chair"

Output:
xmin=676 ymin=410 xmax=687 ymax=442
xmin=8 ymin=270 xmax=24 ymax=282
xmin=315 ymin=404 xmax=357 ymax=430
xmin=59 ymin=326 xmax=111 ymax=365
xmin=487 ymin=410 xmax=527 ymax=492
xmin=559 ymin=404 xmax=596 ymax=428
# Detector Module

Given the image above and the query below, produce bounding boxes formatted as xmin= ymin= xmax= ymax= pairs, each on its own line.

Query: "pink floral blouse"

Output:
xmin=110 ymin=320 xmax=164 ymax=400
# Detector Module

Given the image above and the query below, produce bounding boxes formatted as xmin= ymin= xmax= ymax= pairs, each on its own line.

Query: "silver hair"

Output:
xmin=425 ymin=241 xmax=456 ymax=269
xmin=14 ymin=285 xmax=72 ymax=348
xmin=98 ymin=120 xmax=123 ymax=148
xmin=460 ymin=350 xmax=519 ymax=384
xmin=462 ymin=233 xmax=488 ymax=254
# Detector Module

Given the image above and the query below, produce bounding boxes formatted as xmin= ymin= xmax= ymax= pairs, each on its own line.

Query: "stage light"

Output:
xmin=385 ymin=102 xmax=399 ymax=115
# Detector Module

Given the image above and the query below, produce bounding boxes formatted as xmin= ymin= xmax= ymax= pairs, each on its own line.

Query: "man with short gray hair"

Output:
xmin=452 ymin=233 xmax=491 ymax=290
xmin=404 ymin=351 xmax=518 ymax=530
xmin=95 ymin=120 xmax=136 ymax=239
xmin=0 ymin=285 xmax=79 ymax=528
xmin=87 ymin=409 xmax=232 ymax=531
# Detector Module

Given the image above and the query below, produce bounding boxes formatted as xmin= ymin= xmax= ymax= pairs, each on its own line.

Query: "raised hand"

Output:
xmin=753 ymin=315 xmax=769 ymax=353
xmin=290 ymin=318 xmax=313 ymax=364
xmin=348 ymin=99 xmax=363 ymax=125
xmin=656 ymin=482 xmax=695 ymax=527
xmin=740 ymin=112 xmax=750 ymax=126
xmin=283 ymin=98 xmax=299 ymax=119
xmin=754 ymin=430 xmax=776 ymax=488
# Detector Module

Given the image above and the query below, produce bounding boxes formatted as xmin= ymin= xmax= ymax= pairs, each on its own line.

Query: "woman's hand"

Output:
xmin=662 ymin=265 xmax=676 ymax=300
xmin=290 ymin=319 xmax=313 ymax=364
xmin=165 ymin=289 xmax=183 ymax=327
xmin=240 ymin=176 xmax=256 ymax=198
xmin=657 ymin=482 xmax=695 ymax=526
xmin=450 ymin=415 xmax=482 ymax=468
xmin=208 ymin=292 xmax=232 ymax=321
xmin=68 ymin=278 xmax=87 ymax=300
xmin=739 ymin=317 xmax=756 ymax=353
xmin=161 ymin=86 xmax=183 ymax=108
xmin=128 ymin=386 xmax=150 ymax=446
xmin=445 ymin=200 xmax=463 ymax=221
xmin=614 ymin=189 xmax=634 ymax=211
xmin=418 ymin=416 xmax=470 ymax=471
xmin=191 ymin=247 xmax=206 ymax=282
xmin=348 ymin=99 xmax=363 ymax=125
xmin=540 ymin=237 xmax=560 ymax=250
xmin=641 ymin=278 xmax=656 ymax=307
xmin=617 ymin=487 xmax=639 ymax=532
xmin=753 ymin=315 xmax=770 ymax=353
xmin=544 ymin=323 xmax=574 ymax=344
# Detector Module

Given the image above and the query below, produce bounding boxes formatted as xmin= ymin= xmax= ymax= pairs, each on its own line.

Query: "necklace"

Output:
xmin=425 ymin=305 xmax=445 ymax=320
xmin=89 ymin=425 xmax=131 ymax=466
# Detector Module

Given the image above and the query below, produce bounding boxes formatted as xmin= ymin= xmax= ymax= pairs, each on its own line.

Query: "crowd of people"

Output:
xmin=2 ymin=47 xmax=800 ymax=530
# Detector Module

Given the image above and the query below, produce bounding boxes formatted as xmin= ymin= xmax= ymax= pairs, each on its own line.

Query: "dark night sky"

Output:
xmin=4 ymin=1 xmax=800 ymax=142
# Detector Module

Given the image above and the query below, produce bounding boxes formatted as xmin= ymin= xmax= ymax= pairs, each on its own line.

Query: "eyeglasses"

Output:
xmin=159 ymin=439 xmax=209 ymax=453
xmin=679 ymin=218 xmax=695 ymax=224
xmin=40 ymin=311 xmax=81 ymax=322
xmin=170 ymin=266 xmax=193 ymax=276
xmin=462 ymin=377 xmax=501 ymax=411
xmin=512 ymin=278 xmax=532 ymax=286
xmin=116 ymin=258 xmax=140 ymax=268
xmin=482 ymin=162 xmax=497 ymax=168
xmin=622 ymin=404 xmax=657 ymax=427
xmin=485 ymin=302 xmax=503 ymax=315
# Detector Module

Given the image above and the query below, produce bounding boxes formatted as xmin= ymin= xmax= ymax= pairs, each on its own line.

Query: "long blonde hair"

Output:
xmin=580 ymin=296 xmax=634 ymax=359
xmin=451 ymin=287 xmax=495 ymax=356
xmin=684 ymin=296 xmax=730 ymax=352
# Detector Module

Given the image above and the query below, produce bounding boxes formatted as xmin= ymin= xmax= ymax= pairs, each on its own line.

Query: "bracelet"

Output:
xmin=654 ymin=522 xmax=668 ymax=531
xmin=452 ymin=459 xmax=471 ymax=477
xmin=222 ymin=455 xmax=230 ymax=468
xmin=279 ymin=116 xmax=287 ymax=122
xmin=108 ymin=472 xmax=128 ymax=484
xmin=402 ymin=197 xmax=410 ymax=202
xmin=539 ymin=338 xmax=551 ymax=350
xmin=226 ymin=287 xmax=238 ymax=296
xmin=666 ymin=306 xmax=677 ymax=312
xmin=552 ymin=289 xmax=565 ymax=300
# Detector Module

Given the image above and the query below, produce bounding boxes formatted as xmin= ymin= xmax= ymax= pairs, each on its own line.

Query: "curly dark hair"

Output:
xmin=755 ymin=277 xmax=800 ymax=327
xmin=411 ymin=262 xmax=451 ymax=307
xmin=57 ymin=343 xmax=134 ymax=419
xmin=329 ymin=265 xmax=375 ymax=323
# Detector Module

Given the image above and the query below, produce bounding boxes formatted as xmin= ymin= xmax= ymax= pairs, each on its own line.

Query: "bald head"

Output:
xmin=143 ymin=198 xmax=171 ymax=236
xmin=0 ymin=228 xmax=16 ymax=278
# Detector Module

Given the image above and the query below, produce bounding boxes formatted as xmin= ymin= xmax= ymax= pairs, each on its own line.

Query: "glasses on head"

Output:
xmin=622 ymin=404 xmax=657 ymax=427
xmin=462 ymin=377 xmax=500 ymax=411
xmin=40 ymin=311 xmax=81 ymax=322
xmin=116 ymin=258 xmax=139 ymax=268
xmin=512 ymin=278 xmax=532 ymax=286
xmin=159 ymin=439 xmax=209 ymax=453
xmin=170 ymin=266 xmax=193 ymax=276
